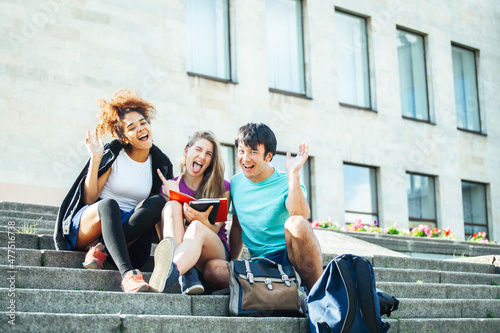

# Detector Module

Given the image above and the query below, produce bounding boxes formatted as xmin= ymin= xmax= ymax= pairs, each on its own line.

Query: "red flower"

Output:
xmin=473 ymin=233 xmax=477 ymax=238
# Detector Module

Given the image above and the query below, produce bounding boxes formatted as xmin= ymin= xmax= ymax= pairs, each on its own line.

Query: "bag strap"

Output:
xmin=335 ymin=257 xmax=358 ymax=333
xmin=318 ymin=321 xmax=332 ymax=333
xmin=353 ymin=257 xmax=381 ymax=333
xmin=243 ymin=260 xmax=255 ymax=283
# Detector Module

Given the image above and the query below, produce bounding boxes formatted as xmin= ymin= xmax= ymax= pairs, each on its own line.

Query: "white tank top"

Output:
xmin=99 ymin=149 xmax=152 ymax=212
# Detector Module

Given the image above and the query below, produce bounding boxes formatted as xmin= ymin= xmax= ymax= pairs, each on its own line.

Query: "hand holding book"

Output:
xmin=169 ymin=190 xmax=228 ymax=224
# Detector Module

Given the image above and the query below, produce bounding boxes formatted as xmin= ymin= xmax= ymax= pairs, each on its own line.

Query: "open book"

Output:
xmin=169 ymin=190 xmax=228 ymax=224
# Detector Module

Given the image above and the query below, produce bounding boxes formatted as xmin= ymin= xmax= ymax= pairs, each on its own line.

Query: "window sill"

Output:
xmin=457 ymin=127 xmax=487 ymax=137
xmin=402 ymin=116 xmax=435 ymax=125
xmin=339 ymin=103 xmax=376 ymax=112
xmin=269 ymin=88 xmax=312 ymax=100
xmin=187 ymin=72 xmax=237 ymax=84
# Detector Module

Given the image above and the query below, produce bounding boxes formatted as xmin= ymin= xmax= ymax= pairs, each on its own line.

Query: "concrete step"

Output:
xmin=341 ymin=230 xmax=500 ymax=258
xmin=0 ymin=225 xmax=54 ymax=235
xmin=0 ymin=216 xmax=55 ymax=229
xmin=0 ymin=210 xmax=56 ymax=222
xmin=2 ymin=264 xmax=499 ymax=294
xmin=2 ymin=237 xmax=497 ymax=274
xmin=371 ymin=254 xmax=496 ymax=274
xmin=0 ymin=232 xmax=54 ymax=250
xmin=0 ymin=312 xmax=311 ymax=333
xmin=0 ymin=201 xmax=59 ymax=215
xmin=376 ymin=282 xmax=500 ymax=300
xmin=0 ymin=265 xmax=180 ymax=293
xmin=375 ymin=267 xmax=500 ymax=286
xmin=3 ymin=288 xmax=500 ymax=321
xmin=396 ymin=318 xmax=500 ymax=333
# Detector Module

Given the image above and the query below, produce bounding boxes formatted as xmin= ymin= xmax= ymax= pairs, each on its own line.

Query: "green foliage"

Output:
xmin=16 ymin=221 xmax=39 ymax=234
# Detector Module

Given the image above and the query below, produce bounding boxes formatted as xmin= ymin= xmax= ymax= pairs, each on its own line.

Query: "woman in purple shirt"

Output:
xmin=149 ymin=130 xmax=231 ymax=294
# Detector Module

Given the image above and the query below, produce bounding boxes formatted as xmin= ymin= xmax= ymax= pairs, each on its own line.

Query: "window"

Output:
xmin=462 ymin=181 xmax=488 ymax=238
xmin=266 ymin=0 xmax=306 ymax=95
xmin=220 ymin=144 xmax=236 ymax=181
xmin=343 ymin=164 xmax=378 ymax=224
xmin=452 ymin=45 xmax=481 ymax=132
xmin=335 ymin=10 xmax=370 ymax=108
xmin=397 ymin=29 xmax=429 ymax=121
xmin=186 ymin=0 xmax=231 ymax=80
xmin=407 ymin=173 xmax=437 ymax=229
xmin=269 ymin=152 xmax=312 ymax=213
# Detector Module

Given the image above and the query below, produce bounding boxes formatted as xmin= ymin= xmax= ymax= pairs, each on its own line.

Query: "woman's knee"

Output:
xmin=97 ymin=198 xmax=120 ymax=214
xmin=144 ymin=194 xmax=166 ymax=211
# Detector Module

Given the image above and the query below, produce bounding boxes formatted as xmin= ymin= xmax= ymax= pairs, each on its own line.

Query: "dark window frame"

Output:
xmin=451 ymin=42 xmax=482 ymax=134
xmin=186 ymin=0 xmax=234 ymax=83
xmin=396 ymin=26 xmax=431 ymax=123
xmin=334 ymin=8 xmax=373 ymax=110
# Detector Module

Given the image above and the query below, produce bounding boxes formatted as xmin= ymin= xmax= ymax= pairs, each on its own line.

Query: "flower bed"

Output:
xmin=310 ymin=218 xmax=495 ymax=244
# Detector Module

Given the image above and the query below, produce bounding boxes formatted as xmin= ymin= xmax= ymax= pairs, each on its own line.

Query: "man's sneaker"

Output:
xmin=299 ymin=286 xmax=308 ymax=315
xmin=180 ymin=267 xmax=205 ymax=295
xmin=121 ymin=269 xmax=149 ymax=293
xmin=82 ymin=244 xmax=108 ymax=270
xmin=149 ymin=238 xmax=180 ymax=293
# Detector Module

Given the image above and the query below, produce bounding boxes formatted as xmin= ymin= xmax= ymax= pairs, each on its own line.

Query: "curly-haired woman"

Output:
xmin=148 ymin=130 xmax=230 ymax=294
xmin=54 ymin=88 xmax=173 ymax=293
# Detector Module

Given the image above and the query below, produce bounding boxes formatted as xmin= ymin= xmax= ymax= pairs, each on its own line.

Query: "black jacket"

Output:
xmin=54 ymin=139 xmax=173 ymax=250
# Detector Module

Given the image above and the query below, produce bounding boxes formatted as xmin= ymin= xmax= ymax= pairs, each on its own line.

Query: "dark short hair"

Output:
xmin=235 ymin=123 xmax=277 ymax=160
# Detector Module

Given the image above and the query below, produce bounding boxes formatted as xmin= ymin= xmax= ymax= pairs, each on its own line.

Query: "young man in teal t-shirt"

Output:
xmin=205 ymin=123 xmax=323 ymax=290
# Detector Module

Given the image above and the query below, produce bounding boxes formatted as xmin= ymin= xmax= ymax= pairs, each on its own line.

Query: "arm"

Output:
xmin=82 ymin=132 xmax=110 ymax=205
xmin=229 ymin=214 xmax=243 ymax=260
xmin=285 ymin=142 xmax=311 ymax=219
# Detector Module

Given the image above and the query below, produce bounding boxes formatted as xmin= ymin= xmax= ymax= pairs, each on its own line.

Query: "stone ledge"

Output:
xmin=319 ymin=229 xmax=500 ymax=257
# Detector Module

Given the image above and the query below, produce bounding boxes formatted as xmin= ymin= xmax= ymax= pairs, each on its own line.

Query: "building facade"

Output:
xmin=1 ymin=0 xmax=499 ymax=241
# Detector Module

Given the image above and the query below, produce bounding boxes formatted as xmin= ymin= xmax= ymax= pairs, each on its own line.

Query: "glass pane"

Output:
xmin=220 ymin=144 xmax=235 ymax=181
xmin=409 ymin=220 xmax=437 ymax=230
xmin=452 ymin=46 xmax=480 ymax=131
xmin=397 ymin=30 xmax=429 ymax=120
xmin=462 ymin=181 xmax=487 ymax=225
xmin=345 ymin=212 xmax=378 ymax=225
xmin=343 ymin=164 xmax=377 ymax=214
xmin=335 ymin=11 xmax=370 ymax=108
xmin=407 ymin=174 xmax=436 ymax=220
xmin=187 ymin=0 xmax=230 ymax=79
xmin=266 ymin=0 xmax=305 ymax=94
xmin=269 ymin=153 xmax=311 ymax=206
xmin=465 ymin=224 xmax=488 ymax=236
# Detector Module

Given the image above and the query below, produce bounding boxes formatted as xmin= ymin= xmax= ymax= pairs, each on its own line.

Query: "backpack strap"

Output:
xmin=353 ymin=257 xmax=381 ymax=333
xmin=318 ymin=321 xmax=332 ymax=333
xmin=335 ymin=257 xmax=358 ymax=333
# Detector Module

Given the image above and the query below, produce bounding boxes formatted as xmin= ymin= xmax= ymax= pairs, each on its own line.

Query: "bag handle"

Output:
xmin=250 ymin=257 xmax=277 ymax=265
xmin=335 ymin=257 xmax=358 ymax=333
xmin=353 ymin=257 xmax=381 ymax=333
xmin=248 ymin=257 xmax=296 ymax=287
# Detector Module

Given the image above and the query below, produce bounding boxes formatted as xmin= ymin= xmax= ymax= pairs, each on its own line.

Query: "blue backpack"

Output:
xmin=308 ymin=254 xmax=392 ymax=333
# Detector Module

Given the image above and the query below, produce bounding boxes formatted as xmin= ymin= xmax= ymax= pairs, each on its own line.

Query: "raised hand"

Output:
xmin=157 ymin=170 xmax=183 ymax=199
xmin=85 ymin=131 xmax=104 ymax=159
xmin=285 ymin=142 xmax=309 ymax=174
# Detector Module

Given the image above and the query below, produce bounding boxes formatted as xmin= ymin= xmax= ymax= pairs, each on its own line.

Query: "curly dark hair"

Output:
xmin=95 ymin=88 xmax=156 ymax=140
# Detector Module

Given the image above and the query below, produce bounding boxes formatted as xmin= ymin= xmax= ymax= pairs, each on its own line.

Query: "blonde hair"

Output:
xmin=181 ymin=130 xmax=226 ymax=199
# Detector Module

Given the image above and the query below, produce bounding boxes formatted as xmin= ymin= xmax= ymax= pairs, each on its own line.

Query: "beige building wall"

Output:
xmin=1 ymin=0 xmax=498 ymax=240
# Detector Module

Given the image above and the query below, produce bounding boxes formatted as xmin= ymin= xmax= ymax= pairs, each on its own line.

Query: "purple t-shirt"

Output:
xmin=173 ymin=176 xmax=230 ymax=248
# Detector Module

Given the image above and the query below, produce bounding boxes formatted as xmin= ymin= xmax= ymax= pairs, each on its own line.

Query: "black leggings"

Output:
xmin=97 ymin=194 xmax=166 ymax=277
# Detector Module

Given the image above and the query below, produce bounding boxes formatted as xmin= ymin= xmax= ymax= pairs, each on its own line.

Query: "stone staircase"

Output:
xmin=1 ymin=201 xmax=500 ymax=332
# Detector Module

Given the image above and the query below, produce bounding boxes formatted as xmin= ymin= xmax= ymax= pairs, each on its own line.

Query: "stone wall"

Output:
xmin=1 ymin=0 xmax=498 ymax=240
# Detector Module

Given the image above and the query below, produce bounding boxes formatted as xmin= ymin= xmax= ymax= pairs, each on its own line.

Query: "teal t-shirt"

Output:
xmin=231 ymin=168 xmax=307 ymax=259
